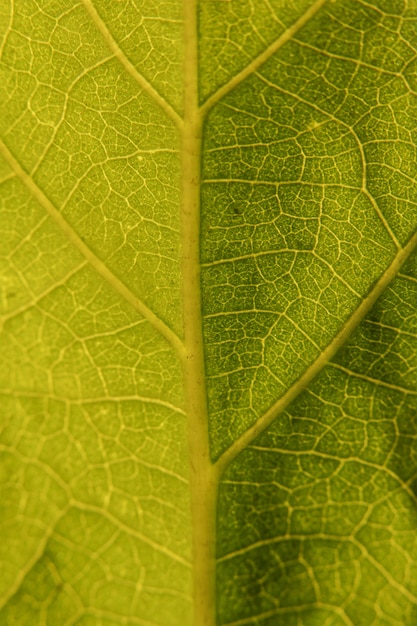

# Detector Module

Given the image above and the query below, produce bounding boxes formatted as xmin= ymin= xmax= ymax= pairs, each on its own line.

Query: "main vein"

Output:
xmin=214 ymin=229 xmax=417 ymax=476
xmin=182 ymin=2 xmax=217 ymax=626
xmin=0 ymin=139 xmax=185 ymax=358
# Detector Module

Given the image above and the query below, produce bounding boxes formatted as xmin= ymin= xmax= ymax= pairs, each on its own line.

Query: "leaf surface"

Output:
xmin=1 ymin=1 xmax=417 ymax=625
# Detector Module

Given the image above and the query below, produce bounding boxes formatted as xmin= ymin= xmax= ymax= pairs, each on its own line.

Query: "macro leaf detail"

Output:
xmin=1 ymin=1 xmax=417 ymax=625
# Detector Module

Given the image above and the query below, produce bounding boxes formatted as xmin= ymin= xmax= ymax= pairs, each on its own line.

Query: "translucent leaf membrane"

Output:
xmin=198 ymin=0 xmax=315 ymax=102
xmin=0 ymin=0 xmax=190 ymax=624
xmin=0 ymin=0 xmax=183 ymax=334
xmin=1 ymin=0 xmax=417 ymax=624
xmin=201 ymin=0 xmax=417 ymax=458
xmin=82 ymin=0 xmax=184 ymax=114
xmin=217 ymin=250 xmax=417 ymax=626
xmin=0 ymin=166 xmax=191 ymax=625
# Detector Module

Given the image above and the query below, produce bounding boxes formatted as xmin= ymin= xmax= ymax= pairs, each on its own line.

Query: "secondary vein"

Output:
xmin=215 ymin=229 xmax=417 ymax=475
xmin=200 ymin=0 xmax=328 ymax=116
xmin=80 ymin=0 xmax=183 ymax=129
xmin=0 ymin=139 xmax=185 ymax=359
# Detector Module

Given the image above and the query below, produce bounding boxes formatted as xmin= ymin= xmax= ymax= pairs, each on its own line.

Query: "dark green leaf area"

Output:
xmin=202 ymin=22 xmax=410 ymax=456
xmin=334 ymin=297 xmax=417 ymax=394
xmin=216 ymin=266 xmax=417 ymax=625
xmin=198 ymin=0 xmax=315 ymax=102
xmin=259 ymin=0 xmax=417 ymax=244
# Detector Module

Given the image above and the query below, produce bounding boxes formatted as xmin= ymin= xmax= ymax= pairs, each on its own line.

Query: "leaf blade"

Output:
xmin=1 ymin=1 xmax=417 ymax=625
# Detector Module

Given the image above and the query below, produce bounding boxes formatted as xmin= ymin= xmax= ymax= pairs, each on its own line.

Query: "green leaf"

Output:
xmin=1 ymin=1 xmax=417 ymax=625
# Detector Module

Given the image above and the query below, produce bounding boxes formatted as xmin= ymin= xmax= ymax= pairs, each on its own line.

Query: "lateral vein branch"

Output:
xmin=200 ymin=0 xmax=328 ymax=116
xmin=81 ymin=0 xmax=183 ymax=129
xmin=215 ymin=230 xmax=417 ymax=476
xmin=0 ymin=139 xmax=185 ymax=358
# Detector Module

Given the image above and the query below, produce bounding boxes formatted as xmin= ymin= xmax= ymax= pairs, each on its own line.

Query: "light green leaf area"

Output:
xmin=1 ymin=1 xmax=417 ymax=626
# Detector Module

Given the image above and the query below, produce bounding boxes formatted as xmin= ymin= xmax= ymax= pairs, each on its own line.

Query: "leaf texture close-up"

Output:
xmin=1 ymin=0 xmax=417 ymax=625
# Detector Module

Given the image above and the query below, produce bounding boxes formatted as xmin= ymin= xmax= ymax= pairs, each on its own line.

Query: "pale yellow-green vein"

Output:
xmin=215 ymin=229 xmax=417 ymax=475
xmin=200 ymin=0 xmax=328 ymax=116
xmin=80 ymin=0 xmax=183 ymax=129
xmin=0 ymin=139 xmax=186 ymax=359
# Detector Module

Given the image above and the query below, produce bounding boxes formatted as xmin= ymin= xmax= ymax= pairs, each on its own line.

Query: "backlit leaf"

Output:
xmin=1 ymin=1 xmax=417 ymax=625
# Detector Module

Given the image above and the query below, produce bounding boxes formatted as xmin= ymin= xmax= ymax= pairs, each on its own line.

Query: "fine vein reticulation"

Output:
xmin=0 ymin=139 xmax=185 ymax=359
xmin=182 ymin=1 xmax=417 ymax=625
xmin=2 ymin=1 xmax=417 ymax=625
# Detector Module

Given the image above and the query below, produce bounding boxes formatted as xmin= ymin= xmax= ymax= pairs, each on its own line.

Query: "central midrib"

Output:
xmin=179 ymin=1 xmax=417 ymax=625
xmin=181 ymin=4 xmax=335 ymax=623
xmin=182 ymin=2 xmax=218 ymax=626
